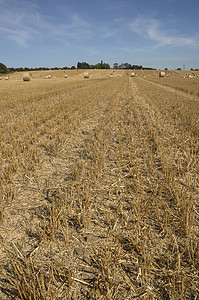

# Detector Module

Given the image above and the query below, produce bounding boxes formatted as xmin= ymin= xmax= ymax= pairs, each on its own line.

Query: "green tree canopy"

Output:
xmin=77 ymin=62 xmax=90 ymax=69
xmin=77 ymin=61 xmax=110 ymax=69
xmin=0 ymin=63 xmax=7 ymax=73
xmin=113 ymin=63 xmax=119 ymax=69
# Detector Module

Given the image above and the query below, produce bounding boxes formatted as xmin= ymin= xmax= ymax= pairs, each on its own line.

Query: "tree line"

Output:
xmin=0 ymin=61 xmax=111 ymax=73
xmin=113 ymin=63 xmax=155 ymax=70
xmin=77 ymin=61 xmax=110 ymax=69
xmin=1 ymin=62 xmax=198 ymax=73
xmin=0 ymin=61 xmax=154 ymax=73
xmin=0 ymin=65 xmax=70 ymax=73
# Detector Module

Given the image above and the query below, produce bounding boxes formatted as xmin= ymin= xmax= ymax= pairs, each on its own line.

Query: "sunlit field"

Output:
xmin=0 ymin=69 xmax=198 ymax=299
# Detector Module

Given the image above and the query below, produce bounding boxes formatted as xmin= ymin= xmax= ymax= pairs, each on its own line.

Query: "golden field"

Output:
xmin=0 ymin=69 xmax=198 ymax=299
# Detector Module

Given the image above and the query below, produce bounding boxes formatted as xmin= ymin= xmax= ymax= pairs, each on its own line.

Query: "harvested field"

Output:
xmin=144 ymin=75 xmax=199 ymax=96
xmin=0 ymin=70 xmax=198 ymax=299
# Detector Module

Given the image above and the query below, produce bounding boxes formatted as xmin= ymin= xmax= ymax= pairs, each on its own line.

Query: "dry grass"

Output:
xmin=0 ymin=70 xmax=198 ymax=299
xmin=136 ymin=70 xmax=199 ymax=96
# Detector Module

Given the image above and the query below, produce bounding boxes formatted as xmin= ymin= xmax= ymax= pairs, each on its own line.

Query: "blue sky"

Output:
xmin=0 ymin=0 xmax=199 ymax=69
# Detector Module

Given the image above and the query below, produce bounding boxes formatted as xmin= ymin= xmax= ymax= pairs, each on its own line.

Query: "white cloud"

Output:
xmin=0 ymin=27 xmax=30 ymax=47
xmin=129 ymin=14 xmax=199 ymax=49
xmin=35 ymin=13 xmax=93 ymax=43
xmin=0 ymin=2 xmax=41 ymax=46
xmin=0 ymin=1 xmax=92 ymax=47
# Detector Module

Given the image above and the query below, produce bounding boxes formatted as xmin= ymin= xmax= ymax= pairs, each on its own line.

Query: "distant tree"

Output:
xmin=9 ymin=67 xmax=15 ymax=72
xmin=77 ymin=62 xmax=90 ymax=69
xmin=124 ymin=62 xmax=131 ymax=69
xmin=71 ymin=66 xmax=76 ymax=69
xmin=131 ymin=65 xmax=143 ymax=70
xmin=177 ymin=68 xmax=182 ymax=70
xmin=104 ymin=63 xmax=110 ymax=69
xmin=94 ymin=63 xmax=101 ymax=69
xmin=15 ymin=67 xmax=24 ymax=72
xmin=165 ymin=68 xmax=168 ymax=70
xmin=0 ymin=63 xmax=7 ymax=73
xmin=113 ymin=63 xmax=119 ymax=69
xmin=119 ymin=63 xmax=133 ymax=69
xmin=94 ymin=61 xmax=110 ymax=69
xmin=119 ymin=63 xmax=125 ymax=69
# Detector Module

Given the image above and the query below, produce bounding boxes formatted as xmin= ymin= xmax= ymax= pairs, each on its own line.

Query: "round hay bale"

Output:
xmin=130 ymin=72 xmax=136 ymax=77
xmin=23 ymin=72 xmax=32 ymax=81
xmin=0 ymin=77 xmax=2 ymax=80
xmin=5 ymin=76 xmax=9 ymax=80
xmin=64 ymin=74 xmax=68 ymax=78
xmin=83 ymin=72 xmax=89 ymax=78
xmin=48 ymin=75 xmax=52 ymax=79
xmin=159 ymin=72 xmax=165 ymax=77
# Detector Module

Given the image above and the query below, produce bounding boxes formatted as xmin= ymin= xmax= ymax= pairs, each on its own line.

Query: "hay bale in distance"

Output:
xmin=130 ymin=72 xmax=136 ymax=77
xmin=159 ymin=72 xmax=165 ymax=77
xmin=83 ymin=72 xmax=89 ymax=78
xmin=23 ymin=72 xmax=32 ymax=81
xmin=64 ymin=74 xmax=68 ymax=78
